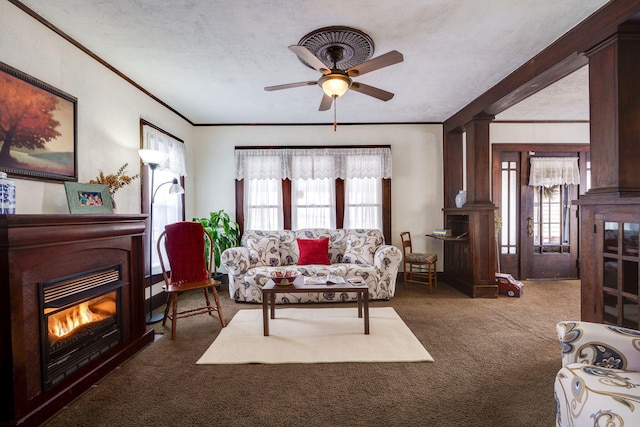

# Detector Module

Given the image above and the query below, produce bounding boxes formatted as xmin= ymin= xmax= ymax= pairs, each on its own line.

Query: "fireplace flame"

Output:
xmin=48 ymin=302 xmax=109 ymax=338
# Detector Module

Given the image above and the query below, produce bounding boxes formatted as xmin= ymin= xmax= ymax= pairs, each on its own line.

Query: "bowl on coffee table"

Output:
xmin=270 ymin=270 xmax=299 ymax=285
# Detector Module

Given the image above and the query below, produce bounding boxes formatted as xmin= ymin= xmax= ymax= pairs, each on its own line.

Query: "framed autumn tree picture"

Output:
xmin=0 ymin=62 xmax=77 ymax=182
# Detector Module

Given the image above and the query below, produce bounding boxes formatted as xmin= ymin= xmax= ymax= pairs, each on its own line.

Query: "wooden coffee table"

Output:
xmin=261 ymin=275 xmax=369 ymax=336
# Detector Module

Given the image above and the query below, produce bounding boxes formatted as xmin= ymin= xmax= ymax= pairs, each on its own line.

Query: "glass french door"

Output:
xmin=523 ymin=183 xmax=579 ymax=278
xmin=493 ymin=147 xmax=586 ymax=280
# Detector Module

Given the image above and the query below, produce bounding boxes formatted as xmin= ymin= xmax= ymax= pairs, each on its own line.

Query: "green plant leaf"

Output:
xmin=192 ymin=210 xmax=240 ymax=272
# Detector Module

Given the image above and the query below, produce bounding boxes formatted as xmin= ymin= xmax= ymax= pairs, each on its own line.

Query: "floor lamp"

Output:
xmin=139 ymin=149 xmax=184 ymax=324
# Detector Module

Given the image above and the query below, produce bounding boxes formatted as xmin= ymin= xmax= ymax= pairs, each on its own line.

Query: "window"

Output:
xmin=531 ymin=184 xmax=575 ymax=255
xmin=528 ymin=157 xmax=579 ymax=254
xmin=245 ymin=177 xmax=282 ymax=230
xmin=500 ymin=160 xmax=518 ymax=255
xmin=148 ymin=167 xmax=183 ymax=274
xmin=243 ymin=153 xmax=283 ymax=230
xmin=585 ymin=152 xmax=591 ymax=192
xmin=344 ymin=177 xmax=381 ymax=229
xmin=344 ymin=153 xmax=384 ymax=229
xmin=235 ymin=147 xmax=392 ymax=242
xmin=292 ymin=177 xmax=336 ymax=229
xmin=141 ymin=121 xmax=186 ymax=276
xmin=291 ymin=154 xmax=336 ymax=229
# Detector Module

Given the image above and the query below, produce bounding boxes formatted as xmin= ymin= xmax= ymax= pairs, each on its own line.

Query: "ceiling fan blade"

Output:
xmin=264 ymin=81 xmax=317 ymax=91
xmin=289 ymin=45 xmax=330 ymax=74
xmin=349 ymin=82 xmax=394 ymax=101
xmin=319 ymin=93 xmax=334 ymax=111
xmin=347 ymin=50 xmax=404 ymax=77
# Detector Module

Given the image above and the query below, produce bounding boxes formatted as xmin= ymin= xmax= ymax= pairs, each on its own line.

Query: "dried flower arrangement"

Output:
xmin=89 ymin=163 xmax=139 ymax=196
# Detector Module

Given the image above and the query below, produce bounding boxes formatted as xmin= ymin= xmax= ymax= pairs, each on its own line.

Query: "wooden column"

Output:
xmin=466 ymin=113 xmax=496 ymax=297
xmin=465 ymin=113 xmax=494 ymax=204
xmin=444 ymin=129 xmax=464 ymax=209
xmin=576 ymin=22 xmax=640 ymax=324
xmin=587 ymin=24 xmax=640 ymax=196
xmin=441 ymin=114 xmax=497 ymax=298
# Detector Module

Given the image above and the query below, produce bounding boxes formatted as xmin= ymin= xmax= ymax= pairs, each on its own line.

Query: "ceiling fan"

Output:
xmin=264 ymin=27 xmax=404 ymax=112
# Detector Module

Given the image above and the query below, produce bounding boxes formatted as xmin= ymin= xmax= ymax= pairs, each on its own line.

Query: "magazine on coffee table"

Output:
xmin=302 ymin=275 xmax=367 ymax=285
xmin=303 ymin=276 xmax=326 ymax=285
xmin=327 ymin=274 xmax=346 ymax=284
xmin=303 ymin=275 xmax=349 ymax=285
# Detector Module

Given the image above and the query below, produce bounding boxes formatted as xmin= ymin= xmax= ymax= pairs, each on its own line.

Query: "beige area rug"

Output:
xmin=197 ymin=306 xmax=434 ymax=364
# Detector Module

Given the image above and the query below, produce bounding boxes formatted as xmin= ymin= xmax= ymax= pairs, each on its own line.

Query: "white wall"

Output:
xmin=192 ymin=125 xmax=444 ymax=257
xmin=1 ymin=2 xmax=445 ymax=265
xmin=2 ymin=1 xmax=593 ymax=274
xmin=1 ymin=2 xmax=193 ymax=215
xmin=491 ymin=122 xmax=590 ymax=144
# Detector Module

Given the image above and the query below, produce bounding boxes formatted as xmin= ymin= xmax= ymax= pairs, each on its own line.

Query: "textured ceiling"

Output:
xmin=15 ymin=0 xmax=606 ymax=124
xmin=495 ymin=66 xmax=590 ymax=121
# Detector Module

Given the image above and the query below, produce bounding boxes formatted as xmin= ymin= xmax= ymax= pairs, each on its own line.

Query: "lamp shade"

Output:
xmin=138 ymin=149 xmax=169 ymax=166
xmin=320 ymin=75 xmax=350 ymax=98
xmin=169 ymin=178 xmax=184 ymax=195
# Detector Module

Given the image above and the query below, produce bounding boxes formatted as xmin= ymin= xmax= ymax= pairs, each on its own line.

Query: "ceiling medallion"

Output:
xmin=264 ymin=25 xmax=403 ymax=132
xmin=297 ymin=26 xmax=374 ymax=70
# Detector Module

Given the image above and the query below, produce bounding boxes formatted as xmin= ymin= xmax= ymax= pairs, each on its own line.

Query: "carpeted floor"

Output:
xmin=43 ymin=278 xmax=579 ymax=427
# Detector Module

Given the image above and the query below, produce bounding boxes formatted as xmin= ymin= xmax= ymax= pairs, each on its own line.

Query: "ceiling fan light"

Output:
xmin=321 ymin=75 xmax=350 ymax=97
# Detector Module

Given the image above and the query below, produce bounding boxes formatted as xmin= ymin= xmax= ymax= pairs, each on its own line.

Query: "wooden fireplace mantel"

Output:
xmin=0 ymin=214 xmax=154 ymax=427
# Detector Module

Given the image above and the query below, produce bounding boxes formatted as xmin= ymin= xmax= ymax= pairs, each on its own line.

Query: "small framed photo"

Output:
xmin=64 ymin=182 xmax=113 ymax=214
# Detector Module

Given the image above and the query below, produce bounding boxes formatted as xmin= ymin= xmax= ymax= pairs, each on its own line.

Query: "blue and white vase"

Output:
xmin=0 ymin=172 xmax=16 ymax=214
xmin=455 ymin=190 xmax=466 ymax=208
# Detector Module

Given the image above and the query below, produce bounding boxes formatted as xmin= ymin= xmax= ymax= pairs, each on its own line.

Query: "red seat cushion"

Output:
xmin=297 ymin=238 xmax=331 ymax=265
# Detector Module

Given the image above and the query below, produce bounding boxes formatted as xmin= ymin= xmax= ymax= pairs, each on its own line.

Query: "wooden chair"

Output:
xmin=157 ymin=222 xmax=226 ymax=340
xmin=400 ymin=231 xmax=437 ymax=293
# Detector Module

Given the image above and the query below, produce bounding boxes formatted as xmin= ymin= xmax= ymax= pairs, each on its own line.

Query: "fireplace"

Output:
xmin=0 ymin=214 xmax=153 ymax=427
xmin=40 ymin=264 xmax=125 ymax=391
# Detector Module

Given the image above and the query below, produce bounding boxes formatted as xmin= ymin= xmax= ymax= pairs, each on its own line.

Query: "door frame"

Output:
xmin=492 ymin=143 xmax=590 ymax=280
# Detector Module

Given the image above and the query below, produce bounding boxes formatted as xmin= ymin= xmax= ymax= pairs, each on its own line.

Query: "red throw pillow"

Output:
xmin=297 ymin=238 xmax=331 ymax=265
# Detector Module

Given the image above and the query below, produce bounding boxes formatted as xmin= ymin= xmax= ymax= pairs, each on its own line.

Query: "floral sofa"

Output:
xmin=221 ymin=228 xmax=402 ymax=303
xmin=554 ymin=321 xmax=640 ymax=427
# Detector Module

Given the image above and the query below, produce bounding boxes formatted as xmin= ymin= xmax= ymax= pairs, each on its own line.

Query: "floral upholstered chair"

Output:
xmin=554 ymin=321 xmax=640 ymax=426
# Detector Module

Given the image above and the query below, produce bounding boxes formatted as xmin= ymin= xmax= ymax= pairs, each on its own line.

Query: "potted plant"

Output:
xmin=193 ymin=210 xmax=240 ymax=282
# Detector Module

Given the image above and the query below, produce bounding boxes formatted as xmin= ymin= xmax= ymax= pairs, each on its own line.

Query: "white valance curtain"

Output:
xmin=235 ymin=147 xmax=392 ymax=180
xmin=142 ymin=125 xmax=187 ymax=177
xmin=529 ymin=157 xmax=580 ymax=187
